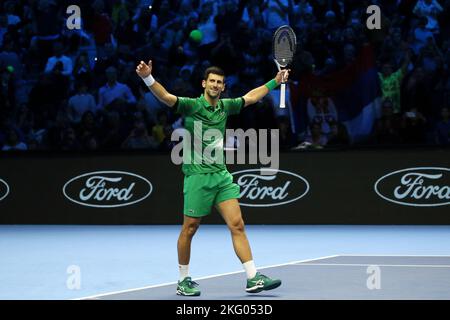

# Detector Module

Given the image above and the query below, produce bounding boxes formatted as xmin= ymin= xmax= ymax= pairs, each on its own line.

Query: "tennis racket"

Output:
xmin=272 ymin=25 xmax=296 ymax=108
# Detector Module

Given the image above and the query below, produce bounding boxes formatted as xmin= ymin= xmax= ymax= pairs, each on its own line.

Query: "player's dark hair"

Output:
xmin=203 ymin=66 xmax=225 ymax=80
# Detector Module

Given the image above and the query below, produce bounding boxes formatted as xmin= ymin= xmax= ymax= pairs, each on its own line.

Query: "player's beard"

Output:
xmin=206 ymin=88 xmax=220 ymax=99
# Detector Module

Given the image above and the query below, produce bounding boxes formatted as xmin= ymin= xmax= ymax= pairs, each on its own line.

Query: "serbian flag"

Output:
xmin=290 ymin=44 xmax=382 ymax=143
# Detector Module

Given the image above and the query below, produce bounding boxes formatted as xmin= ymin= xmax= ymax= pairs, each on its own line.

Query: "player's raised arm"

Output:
xmin=136 ymin=60 xmax=177 ymax=107
xmin=242 ymin=69 xmax=290 ymax=107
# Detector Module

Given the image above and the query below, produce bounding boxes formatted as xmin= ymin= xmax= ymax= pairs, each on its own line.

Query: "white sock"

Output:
xmin=179 ymin=264 xmax=189 ymax=281
xmin=243 ymin=260 xmax=257 ymax=279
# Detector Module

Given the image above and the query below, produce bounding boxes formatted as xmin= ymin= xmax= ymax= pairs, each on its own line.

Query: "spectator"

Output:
xmin=241 ymin=38 xmax=265 ymax=83
xmin=161 ymin=18 xmax=185 ymax=54
xmin=73 ymin=51 xmax=93 ymax=85
xmin=434 ymin=106 xmax=450 ymax=145
xmin=417 ymin=36 xmax=444 ymax=73
xmin=304 ymin=123 xmax=328 ymax=148
xmin=411 ymin=17 xmax=435 ymax=55
xmin=343 ymin=43 xmax=357 ymax=65
xmin=307 ymin=96 xmax=338 ymax=137
xmin=31 ymin=0 xmax=60 ymax=44
xmin=278 ymin=116 xmax=296 ymax=150
xmin=262 ymin=0 xmax=289 ymax=31
xmin=89 ymin=0 xmax=113 ymax=49
xmin=170 ymin=66 xmax=196 ymax=98
xmin=152 ymin=110 xmax=170 ymax=145
xmin=76 ymin=111 xmax=98 ymax=142
xmin=4 ymin=1 xmax=21 ymax=26
xmin=159 ymin=123 xmax=176 ymax=151
xmin=292 ymin=0 xmax=314 ymax=31
xmin=0 ymin=38 xmax=23 ymax=79
xmin=135 ymin=33 xmax=169 ymax=67
xmin=0 ymin=66 xmax=15 ymax=115
xmin=153 ymin=0 xmax=177 ymax=29
xmin=99 ymin=110 xmax=126 ymax=150
xmin=26 ymin=137 xmax=39 ymax=150
xmin=68 ymin=82 xmax=98 ymax=124
xmin=14 ymin=104 xmax=42 ymax=144
xmin=400 ymin=107 xmax=428 ymax=144
xmin=327 ymin=121 xmax=350 ymax=147
xmin=378 ymin=50 xmax=411 ymax=114
xmin=210 ymin=32 xmax=239 ymax=75
xmin=402 ymin=66 xmax=433 ymax=116
xmin=60 ymin=126 xmax=81 ymax=151
xmin=140 ymin=84 xmax=166 ymax=125
xmin=413 ymin=0 xmax=444 ymax=34
xmin=44 ymin=42 xmax=73 ymax=76
xmin=97 ymin=66 xmax=136 ymax=109
xmin=214 ymin=0 xmax=240 ymax=36
xmin=372 ymin=99 xmax=402 ymax=145
xmin=0 ymin=14 xmax=7 ymax=48
xmin=242 ymin=0 xmax=265 ymax=30
xmin=82 ymin=134 xmax=100 ymax=151
xmin=2 ymin=128 xmax=27 ymax=151
xmin=198 ymin=3 xmax=218 ymax=46
xmin=122 ymin=120 xmax=158 ymax=150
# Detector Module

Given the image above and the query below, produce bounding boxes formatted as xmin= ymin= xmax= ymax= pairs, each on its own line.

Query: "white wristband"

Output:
xmin=142 ymin=74 xmax=155 ymax=87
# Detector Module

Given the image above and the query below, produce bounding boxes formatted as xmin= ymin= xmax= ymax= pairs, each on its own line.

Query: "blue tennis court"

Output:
xmin=1 ymin=225 xmax=449 ymax=300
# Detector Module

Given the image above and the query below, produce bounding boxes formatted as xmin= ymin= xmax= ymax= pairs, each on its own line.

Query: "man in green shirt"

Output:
xmin=136 ymin=60 xmax=289 ymax=296
xmin=378 ymin=51 xmax=410 ymax=114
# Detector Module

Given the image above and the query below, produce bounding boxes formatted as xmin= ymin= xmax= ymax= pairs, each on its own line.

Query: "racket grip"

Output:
xmin=280 ymin=83 xmax=286 ymax=108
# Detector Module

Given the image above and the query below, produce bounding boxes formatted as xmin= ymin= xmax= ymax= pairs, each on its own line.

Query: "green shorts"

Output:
xmin=183 ymin=170 xmax=241 ymax=218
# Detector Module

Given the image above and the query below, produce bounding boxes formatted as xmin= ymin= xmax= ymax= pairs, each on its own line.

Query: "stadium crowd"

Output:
xmin=0 ymin=0 xmax=449 ymax=152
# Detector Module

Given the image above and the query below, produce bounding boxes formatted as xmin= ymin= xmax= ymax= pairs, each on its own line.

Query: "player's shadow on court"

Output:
xmin=244 ymin=294 xmax=281 ymax=298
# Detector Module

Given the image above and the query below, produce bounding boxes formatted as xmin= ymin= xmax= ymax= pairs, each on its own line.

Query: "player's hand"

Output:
xmin=136 ymin=60 xmax=153 ymax=78
xmin=275 ymin=69 xmax=290 ymax=85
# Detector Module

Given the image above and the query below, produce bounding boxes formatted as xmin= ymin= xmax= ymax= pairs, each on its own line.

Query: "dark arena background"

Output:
xmin=0 ymin=0 xmax=449 ymax=312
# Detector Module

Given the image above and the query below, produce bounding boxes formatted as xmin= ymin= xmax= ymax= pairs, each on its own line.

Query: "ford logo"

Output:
xmin=374 ymin=167 xmax=450 ymax=207
xmin=63 ymin=171 xmax=153 ymax=208
xmin=0 ymin=178 xmax=10 ymax=202
xmin=232 ymin=169 xmax=309 ymax=207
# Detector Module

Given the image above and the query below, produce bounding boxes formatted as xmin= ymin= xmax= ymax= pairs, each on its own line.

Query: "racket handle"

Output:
xmin=280 ymin=83 xmax=286 ymax=108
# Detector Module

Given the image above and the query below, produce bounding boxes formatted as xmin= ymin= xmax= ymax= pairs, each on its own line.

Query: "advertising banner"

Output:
xmin=0 ymin=149 xmax=448 ymax=224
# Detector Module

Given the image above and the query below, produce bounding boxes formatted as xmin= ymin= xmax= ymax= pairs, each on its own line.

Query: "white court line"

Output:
xmin=294 ymin=263 xmax=450 ymax=268
xmin=74 ymin=254 xmax=340 ymax=300
xmin=337 ymin=254 xmax=450 ymax=257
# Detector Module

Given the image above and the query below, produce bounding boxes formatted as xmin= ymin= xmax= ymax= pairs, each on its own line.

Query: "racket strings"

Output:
xmin=273 ymin=27 xmax=296 ymax=67
xmin=274 ymin=45 xmax=293 ymax=65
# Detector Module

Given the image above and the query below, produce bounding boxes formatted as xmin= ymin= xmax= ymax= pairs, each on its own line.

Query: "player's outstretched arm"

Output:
xmin=136 ymin=60 xmax=177 ymax=107
xmin=242 ymin=69 xmax=290 ymax=107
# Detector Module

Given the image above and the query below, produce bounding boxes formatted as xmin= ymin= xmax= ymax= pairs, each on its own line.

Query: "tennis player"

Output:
xmin=136 ymin=60 xmax=289 ymax=296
